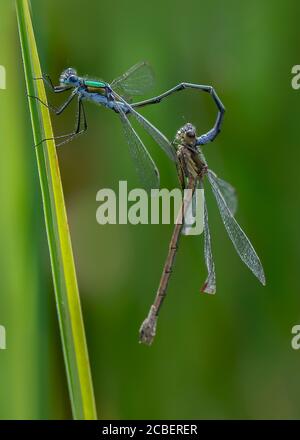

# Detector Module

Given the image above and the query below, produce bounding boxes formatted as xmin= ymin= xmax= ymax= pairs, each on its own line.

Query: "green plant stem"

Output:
xmin=16 ymin=0 xmax=97 ymax=419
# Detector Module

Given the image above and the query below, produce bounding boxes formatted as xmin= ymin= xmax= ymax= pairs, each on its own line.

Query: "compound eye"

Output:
xmin=69 ymin=75 xmax=77 ymax=83
xmin=186 ymin=130 xmax=195 ymax=137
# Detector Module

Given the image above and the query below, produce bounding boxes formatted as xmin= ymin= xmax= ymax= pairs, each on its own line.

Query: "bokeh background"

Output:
xmin=1 ymin=0 xmax=300 ymax=419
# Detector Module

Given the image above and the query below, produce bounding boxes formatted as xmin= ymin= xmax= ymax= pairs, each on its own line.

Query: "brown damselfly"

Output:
xmin=139 ymin=122 xmax=266 ymax=345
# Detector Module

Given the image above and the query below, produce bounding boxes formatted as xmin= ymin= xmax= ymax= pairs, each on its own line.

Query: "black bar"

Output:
xmin=0 ymin=420 xmax=296 ymax=438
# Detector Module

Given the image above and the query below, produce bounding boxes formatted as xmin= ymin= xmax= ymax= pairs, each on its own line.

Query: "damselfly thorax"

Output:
xmin=177 ymin=144 xmax=207 ymax=182
xmin=83 ymin=80 xmax=107 ymax=95
xmin=85 ymin=86 xmax=107 ymax=95
xmin=79 ymin=81 xmax=131 ymax=114
xmin=175 ymin=124 xmax=208 ymax=188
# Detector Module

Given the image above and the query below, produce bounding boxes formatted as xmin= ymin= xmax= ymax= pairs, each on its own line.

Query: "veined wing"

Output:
xmin=201 ymin=196 xmax=216 ymax=294
xmin=207 ymin=170 xmax=266 ymax=285
xmin=115 ymin=102 xmax=160 ymax=192
xmin=113 ymin=91 xmax=177 ymax=162
xmin=111 ymin=61 xmax=154 ymax=100
xmin=199 ymin=152 xmax=237 ymax=215
xmin=181 ymin=187 xmax=197 ymax=236
xmin=208 ymin=170 xmax=237 ymax=215
xmin=181 ymin=179 xmax=205 ymax=236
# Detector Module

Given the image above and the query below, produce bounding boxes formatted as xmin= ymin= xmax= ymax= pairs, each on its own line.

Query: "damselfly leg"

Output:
xmin=29 ymin=93 xmax=87 ymax=147
xmin=34 ymin=73 xmax=72 ymax=93
xmin=28 ymin=88 xmax=77 ymax=115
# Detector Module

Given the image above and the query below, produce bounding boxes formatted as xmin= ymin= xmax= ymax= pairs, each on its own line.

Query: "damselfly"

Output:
xmin=30 ymin=62 xmax=224 ymax=191
xmin=139 ymin=120 xmax=266 ymax=345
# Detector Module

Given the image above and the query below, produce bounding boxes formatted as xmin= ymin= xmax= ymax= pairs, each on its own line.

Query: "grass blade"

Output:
xmin=16 ymin=0 xmax=97 ymax=419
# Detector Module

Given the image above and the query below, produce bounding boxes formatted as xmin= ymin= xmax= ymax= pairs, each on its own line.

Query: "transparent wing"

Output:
xmin=208 ymin=170 xmax=238 ymax=215
xmin=113 ymin=92 xmax=177 ymax=162
xmin=130 ymin=108 xmax=177 ymax=162
xmin=201 ymin=196 xmax=216 ymax=294
xmin=111 ymin=61 xmax=155 ymax=100
xmin=181 ymin=186 xmax=197 ymax=235
xmin=181 ymin=182 xmax=205 ymax=236
xmin=198 ymin=152 xmax=237 ymax=216
xmin=207 ymin=170 xmax=266 ymax=285
xmin=115 ymin=102 xmax=160 ymax=192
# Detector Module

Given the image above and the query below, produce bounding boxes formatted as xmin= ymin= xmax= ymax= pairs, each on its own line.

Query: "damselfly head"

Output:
xmin=59 ymin=68 xmax=79 ymax=87
xmin=175 ymin=123 xmax=197 ymax=148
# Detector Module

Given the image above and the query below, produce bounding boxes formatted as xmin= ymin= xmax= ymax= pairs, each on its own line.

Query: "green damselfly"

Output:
xmin=30 ymin=62 xmax=224 ymax=191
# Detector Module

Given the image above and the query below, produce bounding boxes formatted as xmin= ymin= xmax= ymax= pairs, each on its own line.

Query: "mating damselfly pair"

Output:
xmin=30 ymin=61 xmax=265 ymax=344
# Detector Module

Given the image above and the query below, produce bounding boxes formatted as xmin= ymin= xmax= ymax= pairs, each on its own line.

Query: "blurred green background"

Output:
xmin=1 ymin=0 xmax=300 ymax=419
